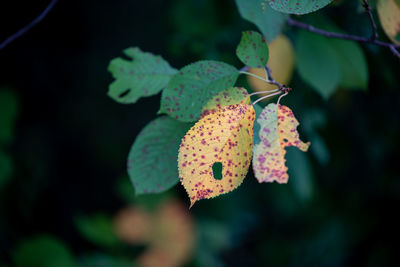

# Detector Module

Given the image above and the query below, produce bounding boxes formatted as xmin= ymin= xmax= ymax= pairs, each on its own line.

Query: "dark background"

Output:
xmin=1 ymin=0 xmax=399 ymax=266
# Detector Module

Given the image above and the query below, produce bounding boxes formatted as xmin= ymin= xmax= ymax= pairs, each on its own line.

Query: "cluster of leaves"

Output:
xmin=107 ymin=0 xmax=399 ymax=206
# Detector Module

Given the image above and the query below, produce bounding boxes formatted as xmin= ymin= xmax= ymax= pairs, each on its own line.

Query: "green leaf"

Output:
xmin=286 ymin=148 xmax=314 ymax=202
xmin=0 ymin=89 xmax=19 ymax=145
xmin=13 ymin=235 xmax=75 ymax=267
xmin=236 ymin=31 xmax=269 ymax=68
xmin=330 ymin=39 xmax=368 ymax=90
xmin=128 ymin=116 xmax=191 ymax=195
xmin=314 ymin=17 xmax=368 ymax=90
xmin=159 ymin=60 xmax=239 ymax=122
xmin=329 ymin=42 xmax=368 ymax=90
xmin=269 ymin=0 xmax=333 ymax=15
xmin=295 ymin=17 xmax=369 ymax=98
xmin=235 ymin=0 xmax=288 ymax=41
xmin=108 ymin=47 xmax=177 ymax=104
xmin=296 ymin=31 xmax=342 ymax=99
xmin=302 ymin=109 xmax=330 ymax=165
xmin=0 ymin=150 xmax=13 ymax=188
xmin=75 ymin=214 xmax=119 ymax=247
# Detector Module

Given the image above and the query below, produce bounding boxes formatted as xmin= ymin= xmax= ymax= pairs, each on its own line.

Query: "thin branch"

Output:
xmin=239 ymin=65 xmax=289 ymax=91
xmin=264 ymin=65 xmax=285 ymax=90
xmin=0 ymin=0 xmax=58 ymax=51
xmin=287 ymin=18 xmax=398 ymax=48
xmin=286 ymin=18 xmax=400 ymax=59
xmin=362 ymin=0 xmax=378 ymax=41
xmin=390 ymin=46 xmax=400 ymax=58
xmin=239 ymin=65 xmax=250 ymax=72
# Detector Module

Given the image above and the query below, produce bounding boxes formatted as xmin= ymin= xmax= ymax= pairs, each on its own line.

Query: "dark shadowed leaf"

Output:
xmin=330 ymin=39 xmax=368 ymax=90
xmin=128 ymin=116 xmax=191 ymax=195
xmin=287 ymin=148 xmax=314 ymax=202
xmin=296 ymin=31 xmax=341 ymax=99
xmin=235 ymin=0 xmax=288 ymax=42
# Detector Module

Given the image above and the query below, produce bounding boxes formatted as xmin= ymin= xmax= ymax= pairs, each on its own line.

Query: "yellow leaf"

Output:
xmin=247 ymin=35 xmax=295 ymax=95
xmin=377 ymin=0 xmax=400 ymax=44
xmin=178 ymin=103 xmax=255 ymax=207
xmin=253 ymin=104 xmax=310 ymax=183
xmin=201 ymin=87 xmax=250 ymax=118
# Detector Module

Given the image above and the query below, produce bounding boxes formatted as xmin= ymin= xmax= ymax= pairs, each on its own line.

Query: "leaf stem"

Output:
xmin=240 ymin=64 xmax=290 ymax=105
xmin=252 ymin=91 xmax=282 ymax=106
xmin=239 ymin=71 xmax=268 ymax=82
xmin=249 ymin=89 xmax=280 ymax=96
xmin=277 ymin=92 xmax=288 ymax=105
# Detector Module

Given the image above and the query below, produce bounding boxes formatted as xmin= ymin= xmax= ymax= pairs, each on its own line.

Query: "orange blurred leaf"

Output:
xmin=114 ymin=199 xmax=195 ymax=267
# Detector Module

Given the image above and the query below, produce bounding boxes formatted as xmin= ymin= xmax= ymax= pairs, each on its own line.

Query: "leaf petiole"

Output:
xmin=277 ymin=92 xmax=288 ymax=105
xmin=239 ymin=71 xmax=267 ymax=82
xmin=249 ymin=89 xmax=279 ymax=96
xmin=252 ymin=91 xmax=282 ymax=106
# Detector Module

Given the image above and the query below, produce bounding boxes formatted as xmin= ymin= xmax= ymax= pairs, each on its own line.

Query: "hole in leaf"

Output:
xmin=212 ymin=162 xmax=223 ymax=180
xmin=118 ymin=89 xmax=130 ymax=98
xmin=283 ymin=138 xmax=288 ymax=143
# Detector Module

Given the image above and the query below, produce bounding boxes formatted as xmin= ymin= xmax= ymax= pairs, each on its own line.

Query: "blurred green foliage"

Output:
xmin=0 ymin=0 xmax=399 ymax=266
xmin=13 ymin=235 xmax=74 ymax=267
xmin=74 ymin=214 xmax=119 ymax=248
xmin=0 ymin=88 xmax=18 ymax=189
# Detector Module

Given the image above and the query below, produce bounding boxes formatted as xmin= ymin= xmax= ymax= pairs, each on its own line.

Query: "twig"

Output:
xmin=264 ymin=65 xmax=285 ymax=90
xmin=239 ymin=65 xmax=250 ymax=72
xmin=287 ymin=17 xmax=400 ymax=59
xmin=362 ymin=0 xmax=378 ymax=41
xmin=390 ymin=46 xmax=400 ymax=58
xmin=0 ymin=0 xmax=58 ymax=51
